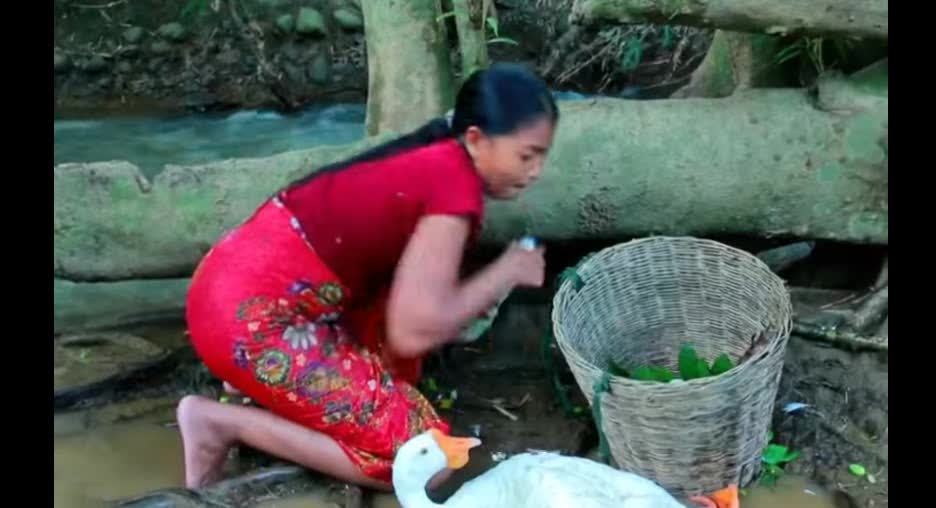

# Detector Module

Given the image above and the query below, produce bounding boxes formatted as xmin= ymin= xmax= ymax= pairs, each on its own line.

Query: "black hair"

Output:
xmin=287 ymin=63 xmax=558 ymax=188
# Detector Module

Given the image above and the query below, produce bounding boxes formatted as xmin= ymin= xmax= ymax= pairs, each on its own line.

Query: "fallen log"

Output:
xmin=54 ymin=278 xmax=189 ymax=334
xmin=570 ymin=0 xmax=888 ymax=40
xmin=54 ymin=74 xmax=887 ymax=281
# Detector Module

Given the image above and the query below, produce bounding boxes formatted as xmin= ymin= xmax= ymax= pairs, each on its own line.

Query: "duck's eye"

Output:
xmin=420 ymin=448 xmax=428 ymax=455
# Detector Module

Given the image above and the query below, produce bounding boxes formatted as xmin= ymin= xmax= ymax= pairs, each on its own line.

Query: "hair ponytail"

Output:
xmin=287 ymin=63 xmax=556 ymax=189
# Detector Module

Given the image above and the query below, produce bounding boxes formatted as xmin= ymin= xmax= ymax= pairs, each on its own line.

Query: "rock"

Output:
xmin=275 ymin=13 xmax=295 ymax=33
xmin=116 ymin=61 xmax=134 ymax=74
xmin=281 ymin=42 xmax=304 ymax=62
xmin=283 ymin=62 xmax=304 ymax=84
xmin=296 ymin=7 xmax=327 ymax=37
xmin=82 ymin=55 xmax=109 ymax=73
xmin=53 ymin=332 xmax=172 ymax=410
xmin=123 ymin=26 xmax=145 ymax=44
xmin=150 ymin=40 xmax=173 ymax=55
xmin=333 ymin=8 xmax=364 ymax=31
xmin=157 ymin=22 xmax=187 ymax=42
xmin=184 ymin=92 xmax=225 ymax=113
xmin=216 ymin=48 xmax=241 ymax=66
xmin=54 ymin=50 xmax=70 ymax=72
xmin=119 ymin=44 xmax=140 ymax=57
xmin=308 ymin=51 xmax=330 ymax=84
xmin=256 ymin=0 xmax=292 ymax=7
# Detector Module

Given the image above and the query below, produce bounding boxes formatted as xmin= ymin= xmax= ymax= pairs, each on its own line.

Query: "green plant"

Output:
xmin=760 ymin=432 xmax=801 ymax=486
xmin=608 ymin=345 xmax=735 ymax=383
xmin=484 ymin=16 xmax=518 ymax=46
xmin=437 ymin=10 xmax=518 ymax=46
xmin=774 ymin=36 xmax=855 ymax=75
xmin=619 ymin=35 xmax=645 ymax=72
xmin=181 ymin=0 xmax=211 ymax=20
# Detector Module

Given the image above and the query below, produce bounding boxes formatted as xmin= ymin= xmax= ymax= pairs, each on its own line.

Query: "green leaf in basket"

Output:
xmin=678 ymin=345 xmax=701 ymax=380
xmin=631 ymin=365 xmax=675 ymax=382
xmin=608 ymin=360 xmax=629 ymax=377
xmin=762 ymin=444 xmax=791 ymax=465
xmin=711 ymin=354 xmax=735 ymax=375
xmin=695 ymin=359 xmax=711 ymax=378
xmin=849 ymin=464 xmax=867 ymax=476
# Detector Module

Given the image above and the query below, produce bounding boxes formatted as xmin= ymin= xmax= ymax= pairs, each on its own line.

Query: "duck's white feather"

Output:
xmin=442 ymin=451 xmax=686 ymax=508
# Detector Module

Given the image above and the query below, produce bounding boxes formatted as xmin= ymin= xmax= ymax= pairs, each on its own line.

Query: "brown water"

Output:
xmin=53 ymin=419 xmax=840 ymax=508
xmin=254 ymin=493 xmax=341 ymax=508
xmin=742 ymin=476 xmax=840 ymax=508
xmin=54 ymin=422 xmax=185 ymax=507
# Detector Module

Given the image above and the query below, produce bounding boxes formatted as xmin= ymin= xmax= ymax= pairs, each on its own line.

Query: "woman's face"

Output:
xmin=465 ymin=116 xmax=556 ymax=200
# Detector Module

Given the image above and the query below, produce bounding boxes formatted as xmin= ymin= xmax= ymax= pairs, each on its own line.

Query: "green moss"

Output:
xmin=844 ymin=114 xmax=886 ymax=164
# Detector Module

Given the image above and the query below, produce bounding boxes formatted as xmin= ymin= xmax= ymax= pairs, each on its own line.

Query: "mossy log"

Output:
xmin=54 ymin=75 xmax=886 ymax=281
xmin=571 ymin=0 xmax=887 ymax=40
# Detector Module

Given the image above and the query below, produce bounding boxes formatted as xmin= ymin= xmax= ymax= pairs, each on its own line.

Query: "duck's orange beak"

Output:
xmin=689 ymin=484 xmax=739 ymax=508
xmin=710 ymin=484 xmax=740 ymax=508
xmin=429 ymin=429 xmax=482 ymax=469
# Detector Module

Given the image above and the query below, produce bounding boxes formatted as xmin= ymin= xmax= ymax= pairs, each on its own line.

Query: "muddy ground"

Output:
xmin=53 ymin=290 xmax=887 ymax=507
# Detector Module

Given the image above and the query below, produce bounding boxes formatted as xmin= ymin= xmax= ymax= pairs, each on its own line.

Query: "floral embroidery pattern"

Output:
xmin=282 ymin=323 xmax=318 ymax=350
xmin=288 ymin=280 xmax=314 ymax=296
xmin=357 ymin=401 xmax=375 ymax=426
xmin=254 ymin=349 xmax=291 ymax=386
xmin=317 ymin=283 xmax=344 ymax=306
xmin=233 ymin=340 xmax=250 ymax=369
xmin=296 ymin=363 xmax=350 ymax=401
xmin=323 ymin=399 xmax=354 ymax=425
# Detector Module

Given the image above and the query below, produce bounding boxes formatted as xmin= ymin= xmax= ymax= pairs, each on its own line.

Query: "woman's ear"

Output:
xmin=463 ymin=126 xmax=486 ymax=153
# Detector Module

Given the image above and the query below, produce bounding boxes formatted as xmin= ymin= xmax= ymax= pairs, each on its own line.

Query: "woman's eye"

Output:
xmin=521 ymin=153 xmax=533 ymax=162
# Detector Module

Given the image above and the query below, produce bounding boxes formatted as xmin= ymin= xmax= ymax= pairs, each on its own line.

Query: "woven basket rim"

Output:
xmin=551 ymin=236 xmax=792 ymax=391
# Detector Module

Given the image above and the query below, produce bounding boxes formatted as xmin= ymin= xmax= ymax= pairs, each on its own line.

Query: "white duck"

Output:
xmin=392 ymin=429 xmax=739 ymax=508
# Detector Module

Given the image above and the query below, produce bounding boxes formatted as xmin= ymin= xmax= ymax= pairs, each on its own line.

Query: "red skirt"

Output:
xmin=185 ymin=196 xmax=449 ymax=482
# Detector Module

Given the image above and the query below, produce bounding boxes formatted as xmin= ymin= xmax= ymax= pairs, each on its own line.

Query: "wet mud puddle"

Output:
xmin=54 ymin=422 xmax=185 ymax=508
xmin=53 ymin=420 xmax=844 ymax=508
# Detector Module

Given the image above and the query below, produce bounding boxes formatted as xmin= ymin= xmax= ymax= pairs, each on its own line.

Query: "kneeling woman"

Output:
xmin=179 ymin=64 xmax=558 ymax=490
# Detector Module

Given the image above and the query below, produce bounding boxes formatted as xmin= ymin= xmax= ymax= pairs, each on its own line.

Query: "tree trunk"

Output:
xmin=452 ymin=0 xmax=489 ymax=78
xmin=571 ymin=0 xmax=887 ymax=40
xmin=361 ymin=0 xmax=456 ymax=136
xmin=53 ymin=75 xmax=887 ymax=281
xmin=672 ymin=30 xmax=785 ymax=98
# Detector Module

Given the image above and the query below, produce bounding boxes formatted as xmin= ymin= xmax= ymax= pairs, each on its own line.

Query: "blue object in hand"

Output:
xmin=519 ymin=236 xmax=538 ymax=250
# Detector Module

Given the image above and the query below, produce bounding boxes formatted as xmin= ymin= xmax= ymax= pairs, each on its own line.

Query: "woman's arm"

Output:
xmin=385 ymin=215 xmax=544 ymax=358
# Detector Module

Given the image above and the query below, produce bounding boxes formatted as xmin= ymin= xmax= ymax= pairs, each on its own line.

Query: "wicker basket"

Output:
xmin=551 ymin=237 xmax=792 ymax=498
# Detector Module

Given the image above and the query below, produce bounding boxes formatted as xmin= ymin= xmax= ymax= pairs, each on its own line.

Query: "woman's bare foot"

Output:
xmin=177 ymin=395 xmax=234 ymax=488
xmin=176 ymin=393 xmax=391 ymax=491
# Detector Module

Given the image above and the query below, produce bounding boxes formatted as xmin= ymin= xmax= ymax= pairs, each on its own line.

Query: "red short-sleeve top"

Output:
xmin=280 ymin=138 xmax=485 ymax=306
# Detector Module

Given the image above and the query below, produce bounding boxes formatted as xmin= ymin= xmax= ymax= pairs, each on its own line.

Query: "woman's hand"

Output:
xmin=386 ymin=216 xmax=546 ymax=358
xmin=499 ymin=241 xmax=546 ymax=288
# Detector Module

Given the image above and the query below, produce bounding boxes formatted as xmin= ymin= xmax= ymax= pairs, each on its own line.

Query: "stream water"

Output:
xmin=52 ymin=91 xmax=591 ymax=181
xmin=53 ymin=104 xmax=368 ymax=180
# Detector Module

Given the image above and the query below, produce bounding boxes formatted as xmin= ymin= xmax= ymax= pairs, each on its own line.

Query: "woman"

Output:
xmin=178 ymin=64 xmax=559 ymax=491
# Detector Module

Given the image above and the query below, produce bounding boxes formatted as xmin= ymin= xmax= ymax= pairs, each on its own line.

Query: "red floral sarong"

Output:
xmin=185 ymin=196 xmax=449 ymax=482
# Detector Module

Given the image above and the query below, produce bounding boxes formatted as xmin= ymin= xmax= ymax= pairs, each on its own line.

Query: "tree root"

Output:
xmin=792 ymin=322 xmax=887 ymax=352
